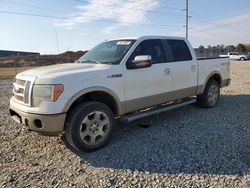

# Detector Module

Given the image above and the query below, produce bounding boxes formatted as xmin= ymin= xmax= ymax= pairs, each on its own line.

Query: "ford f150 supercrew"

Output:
xmin=9 ymin=36 xmax=231 ymax=151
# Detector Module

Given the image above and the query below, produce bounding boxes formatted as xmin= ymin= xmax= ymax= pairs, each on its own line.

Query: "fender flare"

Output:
xmin=197 ymin=71 xmax=222 ymax=94
xmin=63 ymin=87 xmax=124 ymax=115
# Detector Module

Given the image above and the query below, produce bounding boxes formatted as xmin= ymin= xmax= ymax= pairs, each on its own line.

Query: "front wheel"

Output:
xmin=65 ymin=102 xmax=114 ymax=152
xmin=196 ymin=79 xmax=220 ymax=108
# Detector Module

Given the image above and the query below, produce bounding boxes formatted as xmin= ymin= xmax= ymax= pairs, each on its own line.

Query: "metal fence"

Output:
xmin=194 ymin=47 xmax=232 ymax=58
xmin=0 ymin=54 xmax=77 ymax=68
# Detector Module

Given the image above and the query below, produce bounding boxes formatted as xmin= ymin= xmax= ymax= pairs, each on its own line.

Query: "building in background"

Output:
xmin=0 ymin=50 xmax=40 ymax=57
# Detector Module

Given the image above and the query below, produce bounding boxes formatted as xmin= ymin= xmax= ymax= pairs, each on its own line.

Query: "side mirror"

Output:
xmin=130 ymin=55 xmax=152 ymax=69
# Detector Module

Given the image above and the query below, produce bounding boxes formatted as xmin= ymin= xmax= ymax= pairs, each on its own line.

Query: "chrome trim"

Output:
xmin=13 ymin=82 xmax=25 ymax=89
xmin=121 ymin=98 xmax=196 ymax=124
xmin=24 ymin=81 xmax=31 ymax=104
xmin=12 ymin=75 xmax=36 ymax=106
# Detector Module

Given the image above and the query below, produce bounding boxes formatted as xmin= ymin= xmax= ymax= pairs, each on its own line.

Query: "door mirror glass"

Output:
xmin=131 ymin=55 xmax=152 ymax=69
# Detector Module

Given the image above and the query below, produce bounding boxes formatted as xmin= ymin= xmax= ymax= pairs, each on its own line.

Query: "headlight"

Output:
xmin=32 ymin=84 xmax=63 ymax=107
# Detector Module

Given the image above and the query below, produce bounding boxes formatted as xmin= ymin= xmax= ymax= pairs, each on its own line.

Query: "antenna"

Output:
xmin=185 ymin=0 xmax=189 ymax=39
xmin=55 ymin=29 xmax=60 ymax=54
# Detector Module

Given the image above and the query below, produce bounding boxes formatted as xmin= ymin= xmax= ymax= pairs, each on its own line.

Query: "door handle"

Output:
xmin=164 ymin=68 xmax=171 ymax=75
xmin=191 ymin=65 xmax=196 ymax=72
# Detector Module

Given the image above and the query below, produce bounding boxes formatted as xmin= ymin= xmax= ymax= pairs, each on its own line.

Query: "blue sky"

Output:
xmin=0 ymin=0 xmax=250 ymax=54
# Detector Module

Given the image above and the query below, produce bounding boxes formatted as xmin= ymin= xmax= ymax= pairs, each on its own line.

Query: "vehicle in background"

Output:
xmin=219 ymin=52 xmax=248 ymax=61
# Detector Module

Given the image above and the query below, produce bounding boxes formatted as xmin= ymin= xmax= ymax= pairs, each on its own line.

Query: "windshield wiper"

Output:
xmin=80 ymin=60 xmax=102 ymax=64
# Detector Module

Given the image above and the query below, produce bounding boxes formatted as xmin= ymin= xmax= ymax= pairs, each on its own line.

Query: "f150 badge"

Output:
xmin=107 ymin=74 xmax=122 ymax=78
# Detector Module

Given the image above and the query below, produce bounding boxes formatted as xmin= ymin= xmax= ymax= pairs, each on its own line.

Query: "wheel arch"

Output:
xmin=63 ymin=87 xmax=124 ymax=117
xmin=198 ymin=72 xmax=222 ymax=94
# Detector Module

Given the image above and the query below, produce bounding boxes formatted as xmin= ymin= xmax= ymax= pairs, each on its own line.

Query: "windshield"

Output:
xmin=78 ymin=40 xmax=136 ymax=65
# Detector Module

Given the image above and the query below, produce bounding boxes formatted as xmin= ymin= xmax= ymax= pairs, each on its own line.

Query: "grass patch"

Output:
xmin=0 ymin=67 xmax=38 ymax=80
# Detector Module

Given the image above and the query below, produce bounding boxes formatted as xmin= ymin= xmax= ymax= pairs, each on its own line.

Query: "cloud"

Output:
xmin=56 ymin=0 xmax=160 ymax=32
xmin=176 ymin=12 xmax=250 ymax=47
xmin=102 ymin=25 xmax=120 ymax=35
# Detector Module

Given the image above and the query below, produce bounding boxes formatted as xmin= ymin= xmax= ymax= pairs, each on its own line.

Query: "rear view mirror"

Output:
xmin=130 ymin=55 xmax=152 ymax=69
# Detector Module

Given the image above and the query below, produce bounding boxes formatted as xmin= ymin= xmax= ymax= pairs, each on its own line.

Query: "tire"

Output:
xmin=196 ymin=79 xmax=220 ymax=108
xmin=240 ymin=57 xmax=245 ymax=61
xmin=65 ymin=102 xmax=114 ymax=152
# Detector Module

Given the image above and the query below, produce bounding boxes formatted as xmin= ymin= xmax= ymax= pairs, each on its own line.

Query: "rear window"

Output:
xmin=166 ymin=40 xmax=192 ymax=62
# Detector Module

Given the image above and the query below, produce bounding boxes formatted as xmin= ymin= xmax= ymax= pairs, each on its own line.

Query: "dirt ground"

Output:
xmin=0 ymin=61 xmax=249 ymax=187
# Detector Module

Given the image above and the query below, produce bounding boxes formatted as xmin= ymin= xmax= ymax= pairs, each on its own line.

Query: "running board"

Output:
xmin=120 ymin=98 xmax=196 ymax=124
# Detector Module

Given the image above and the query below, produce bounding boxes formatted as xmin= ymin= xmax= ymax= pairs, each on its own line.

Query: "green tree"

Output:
xmin=198 ymin=45 xmax=205 ymax=53
xmin=235 ymin=43 xmax=247 ymax=53
xmin=244 ymin=44 xmax=250 ymax=52
xmin=226 ymin=45 xmax=235 ymax=52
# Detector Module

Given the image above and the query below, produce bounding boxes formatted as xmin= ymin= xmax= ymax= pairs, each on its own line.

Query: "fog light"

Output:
xmin=34 ymin=119 xmax=43 ymax=128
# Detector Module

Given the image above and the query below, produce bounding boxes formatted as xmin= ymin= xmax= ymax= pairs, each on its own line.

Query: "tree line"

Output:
xmin=198 ymin=43 xmax=250 ymax=53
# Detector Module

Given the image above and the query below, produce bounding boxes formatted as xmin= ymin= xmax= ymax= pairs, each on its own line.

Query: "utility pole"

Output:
xmin=185 ymin=0 xmax=189 ymax=39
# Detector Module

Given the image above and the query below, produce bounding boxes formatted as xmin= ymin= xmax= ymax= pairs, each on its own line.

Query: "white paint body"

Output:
xmin=10 ymin=36 xmax=230 ymax=116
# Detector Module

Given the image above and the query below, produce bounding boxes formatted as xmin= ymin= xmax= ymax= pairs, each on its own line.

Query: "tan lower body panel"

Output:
xmin=10 ymin=107 xmax=66 ymax=135
xmin=125 ymin=87 xmax=197 ymax=114
xmin=196 ymin=78 xmax=231 ymax=95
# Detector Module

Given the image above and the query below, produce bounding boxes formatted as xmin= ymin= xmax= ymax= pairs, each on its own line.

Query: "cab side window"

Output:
xmin=166 ymin=39 xmax=192 ymax=62
xmin=127 ymin=39 xmax=166 ymax=67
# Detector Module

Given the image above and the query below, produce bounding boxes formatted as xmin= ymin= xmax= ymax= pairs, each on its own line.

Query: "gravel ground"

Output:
xmin=0 ymin=61 xmax=250 ymax=187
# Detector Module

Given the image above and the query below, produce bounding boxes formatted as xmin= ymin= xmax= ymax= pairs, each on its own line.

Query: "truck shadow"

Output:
xmin=62 ymin=95 xmax=250 ymax=175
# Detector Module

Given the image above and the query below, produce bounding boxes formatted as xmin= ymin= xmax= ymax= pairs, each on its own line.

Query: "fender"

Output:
xmin=63 ymin=86 xmax=125 ymax=115
xmin=196 ymin=71 xmax=222 ymax=95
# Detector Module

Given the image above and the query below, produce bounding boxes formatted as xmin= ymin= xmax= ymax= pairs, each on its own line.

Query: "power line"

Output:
xmin=75 ymin=0 xmax=185 ymax=17
xmin=1 ymin=1 xmax=247 ymax=43
xmin=189 ymin=27 xmax=241 ymax=41
xmin=186 ymin=0 xmax=250 ymax=33
xmin=0 ymin=0 xmax=185 ymax=17
xmin=0 ymin=0 xmax=70 ymax=14
xmin=0 ymin=10 xmax=69 ymax=19
xmin=0 ymin=10 xmax=181 ymax=28
xmin=190 ymin=11 xmax=250 ymax=34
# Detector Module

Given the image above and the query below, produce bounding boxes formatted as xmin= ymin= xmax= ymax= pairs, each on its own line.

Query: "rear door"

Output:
xmin=163 ymin=39 xmax=198 ymax=98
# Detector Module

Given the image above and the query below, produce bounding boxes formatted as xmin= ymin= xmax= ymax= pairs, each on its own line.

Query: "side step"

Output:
xmin=120 ymin=98 xmax=196 ymax=124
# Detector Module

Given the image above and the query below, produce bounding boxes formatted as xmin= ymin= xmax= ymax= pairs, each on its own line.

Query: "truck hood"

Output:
xmin=16 ymin=63 xmax=108 ymax=79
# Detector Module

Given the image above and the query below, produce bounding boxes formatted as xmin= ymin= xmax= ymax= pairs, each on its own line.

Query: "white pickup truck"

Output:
xmin=10 ymin=36 xmax=231 ymax=151
xmin=219 ymin=52 xmax=248 ymax=61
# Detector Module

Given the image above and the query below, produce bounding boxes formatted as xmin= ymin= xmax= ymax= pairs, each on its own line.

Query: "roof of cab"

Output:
xmin=108 ymin=35 xmax=186 ymax=41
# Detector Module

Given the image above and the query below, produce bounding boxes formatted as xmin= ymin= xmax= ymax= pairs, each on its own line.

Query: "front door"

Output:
xmin=124 ymin=39 xmax=173 ymax=113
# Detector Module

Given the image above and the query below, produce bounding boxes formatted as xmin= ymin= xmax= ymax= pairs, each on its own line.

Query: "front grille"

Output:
xmin=13 ymin=79 xmax=31 ymax=105
xmin=16 ymin=79 xmax=25 ymax=86
xmin=13 ymin=79 xmax=25 ymax=102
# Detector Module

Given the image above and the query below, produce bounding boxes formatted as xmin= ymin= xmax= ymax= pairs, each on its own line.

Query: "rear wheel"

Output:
xmin=196 ymin=79 xmax=220 ymax=108
xmin=65 ymin=102 xmax=114 ymax=152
